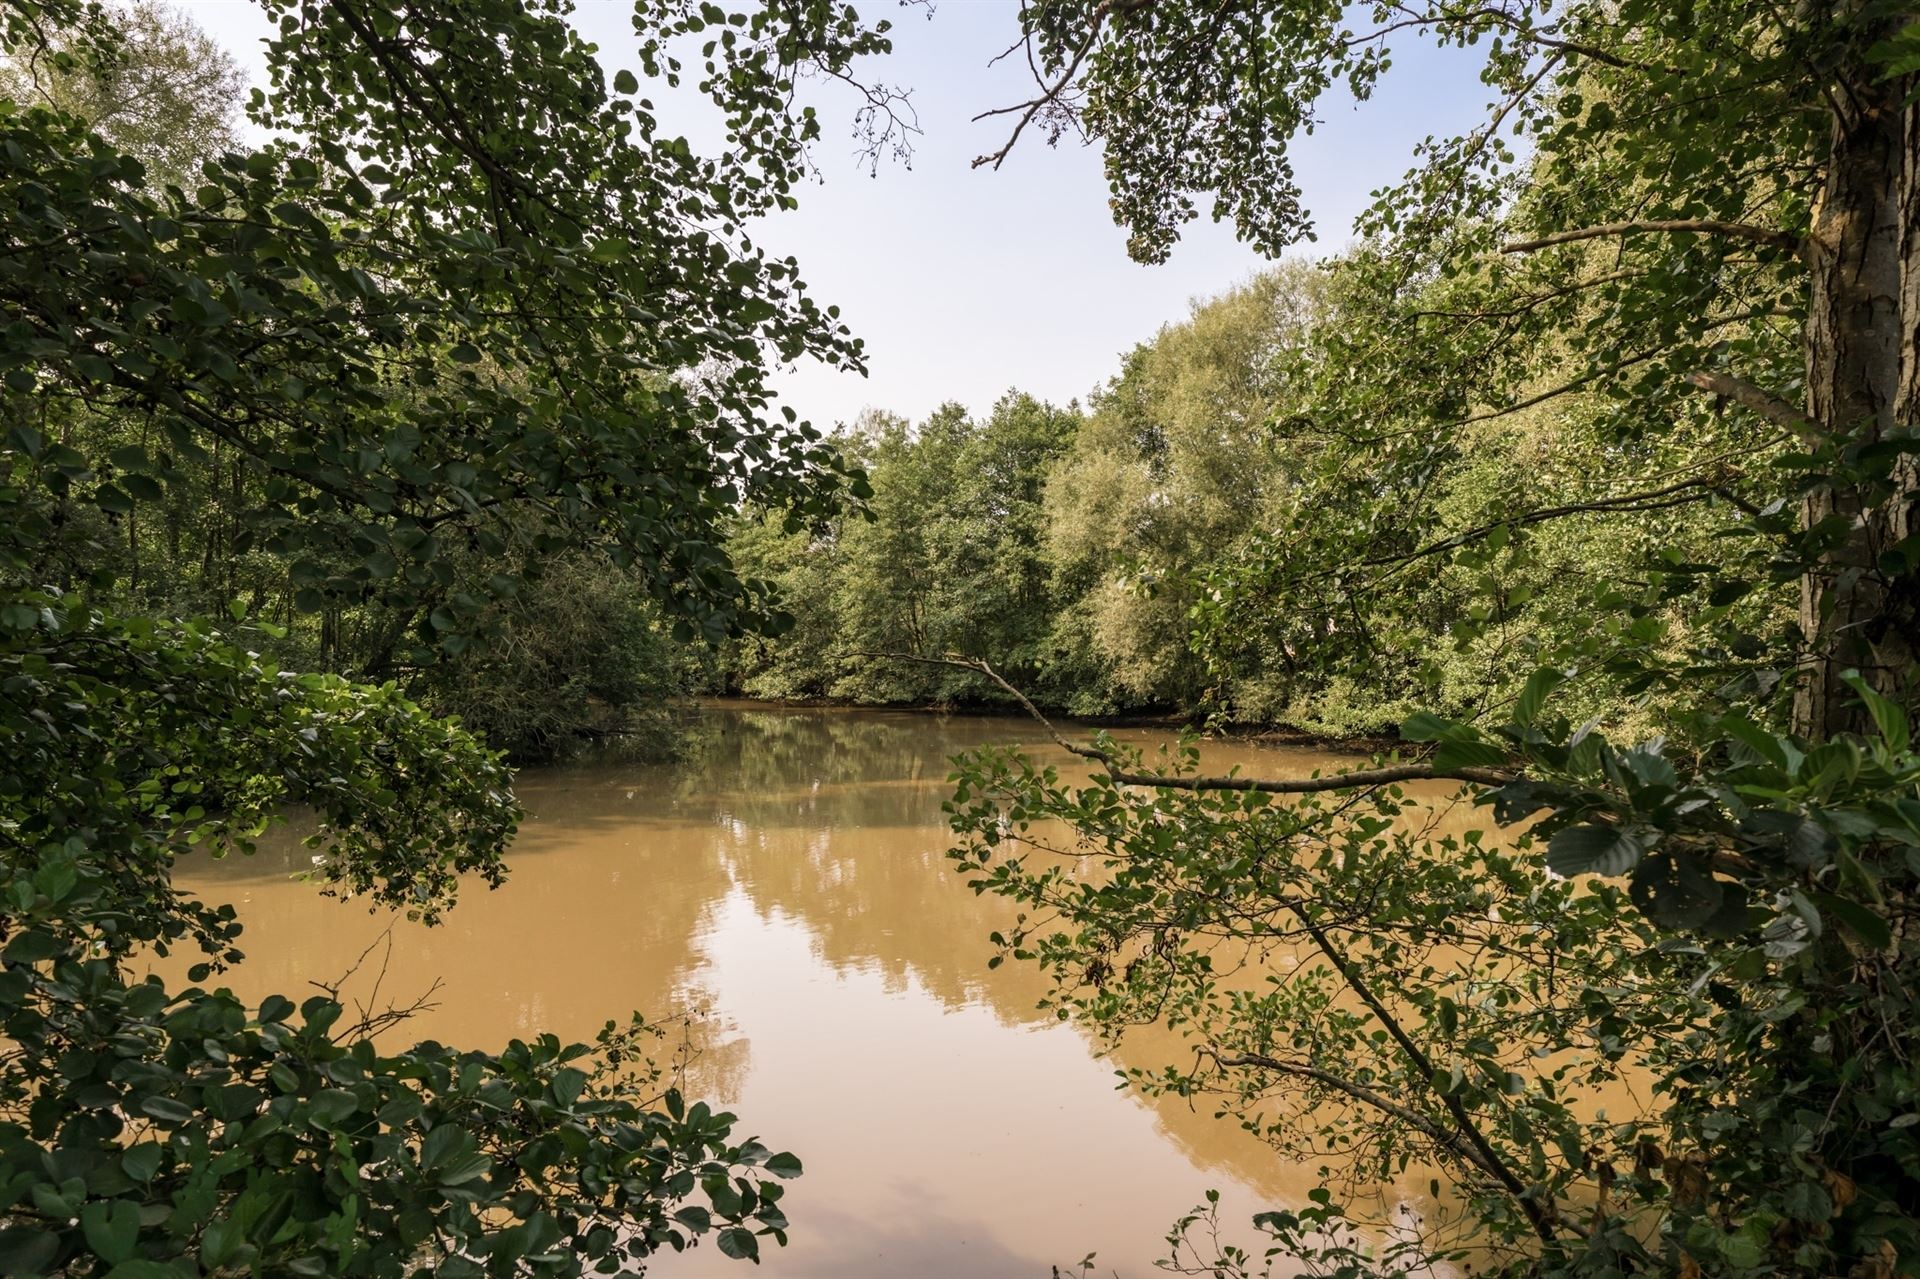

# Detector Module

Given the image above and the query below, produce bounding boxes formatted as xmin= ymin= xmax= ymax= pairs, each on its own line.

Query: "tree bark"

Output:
xmin=1796 ymin=36 xmax=1920 ymax=737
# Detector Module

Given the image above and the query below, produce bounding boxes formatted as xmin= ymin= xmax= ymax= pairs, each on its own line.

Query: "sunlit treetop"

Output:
xmin=986 ymin=0 xmax=1917 ymax=742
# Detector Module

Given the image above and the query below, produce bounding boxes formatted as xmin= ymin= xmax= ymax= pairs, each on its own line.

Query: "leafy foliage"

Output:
xmin=2 ymin=0 xmax=869 ymax=644
xmin=947 ymin=692 xmax=1920 ymax=1277
xmin=929 ymin=0 xmax=1920 ymax=1275
xmin=0 ymin=0 xmax=242 ymax=191
xmin=0 ymin=595 xmax=804 ymax=1274
xmin=0 ymin=0 xmax=907 ymax=1268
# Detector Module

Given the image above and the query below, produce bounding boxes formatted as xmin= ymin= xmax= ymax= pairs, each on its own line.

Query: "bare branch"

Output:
xmin=307 ymin=924 xmax=443 ymax=1043
xmin=1359 ymin=474 xmax=1742 ymax=574
xmin=1502 ymin=218 xmax=1804 ymax=258
xmin=851 ymin=652 xmax=1514 ymax=791
xmin=971 ymin=0 xmax=1156 ymax=171
xmin=1684 ymin=370 xmax=1818 ymax=439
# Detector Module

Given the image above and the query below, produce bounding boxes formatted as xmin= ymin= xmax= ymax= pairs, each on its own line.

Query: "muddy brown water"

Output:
xmin=167 ymin=703 xmax=1482 ymax=1277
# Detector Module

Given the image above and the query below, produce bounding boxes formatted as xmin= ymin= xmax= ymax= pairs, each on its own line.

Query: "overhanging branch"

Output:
xmin=1360 ymin=474 xmax=1744 ymax=574
xmin=852 ymin=652 xmax=1514 ymax=792
xmin=1683 ymin=370 xmax=1818 ymax=439
xmin=1206 ymin=1047 xmax=1505 ymax=1177
xmin=971 ymin=0 xmax=1156 ymax=171
xmin=1502 ymin=218 xmax=1804 ymax=258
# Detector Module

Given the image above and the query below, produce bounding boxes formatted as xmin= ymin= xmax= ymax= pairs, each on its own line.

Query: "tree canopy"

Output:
xmin=931 ymin=2 xmax=1920 ymax=1277
xmin=0 ymin=0 xmax=900 ymax=1269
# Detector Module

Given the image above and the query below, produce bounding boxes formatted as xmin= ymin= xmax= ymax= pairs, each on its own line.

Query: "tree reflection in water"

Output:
xmin=168 ymin=704 xmax=1463 ymax=1276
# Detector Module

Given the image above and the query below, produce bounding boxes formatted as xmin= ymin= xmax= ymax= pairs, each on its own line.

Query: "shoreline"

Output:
xmin=678 ymin=694 xmax=1403 ymax=757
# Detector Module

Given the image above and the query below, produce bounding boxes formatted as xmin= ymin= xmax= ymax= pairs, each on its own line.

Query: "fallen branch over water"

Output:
xmin=853 ymin=652 xmax=1515 ymax=793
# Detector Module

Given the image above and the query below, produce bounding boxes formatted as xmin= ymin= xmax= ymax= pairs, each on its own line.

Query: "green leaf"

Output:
xmin=716 ymin=1228 xmax=759 ymax=1261
xmin=33 ymin=856 xmax=77 ymax=903
xmin=138 ymin=1096 xmax=195 ymax=1125
xmin=1433 ymin=738 xmax=1509 ymax=772
xmin=1401 ymin=710 xmax=1459 ymax=742
xmin=613 ymin=67 xmax=639 ymax=94
xmin=1841 ymin=670 xmax=1911 ymax=753
xmin=549 ymin=1066 xmax=588 ymax=1106
xmin=1781 ymin=1179 xmax=1834 ymax=1222
xmin=1629 ymin=852 xmax=1723 ymax=929
xmin=1810 ymin=892 xmax=1892 ymax=951
xmin=0 ymin=1227 xmax=59 ymax=1275
xmin=3 ymin=929 xmax=66 ymax=963
xmin=1546 ymin=823 xmax=1647 ymax=877
xmin=436 ymin=1153 xmax=493 ymax=1187
xmin=105 ymin=1262 xmax=181 ymax=1279
xmin=82 ymin=1199 xmax=141 ymax=1264
xmin=1719 ymin=715 xmax=1788 ymax=769
xmin=1512 ymin=667 xmax=1567 ymax=728
xmin=121 ymin=1144 xmax=164 ymax=1183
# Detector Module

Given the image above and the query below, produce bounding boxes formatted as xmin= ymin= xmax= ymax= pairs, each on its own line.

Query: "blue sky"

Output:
xmin=186 ymin=0 xmax=1492 ymax=431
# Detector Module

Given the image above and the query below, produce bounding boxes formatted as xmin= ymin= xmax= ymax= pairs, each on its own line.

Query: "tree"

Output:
xmin=0 ymin=0 xmax=242 ymax=190
xmin=420 ymin=553 xmax=703 ymax=761
xmin=941 ymin=3 xmax=1920 ymax=1275
xmin=1 ymin=0 xmax=902 ymax=1268
xmin=1042 ymin=266 xmax=1328 ymax=714
xmin=721 ymin=396 xmax=1082 ymax=706
xmin=984 ymin=0 xmax=1913 ymax=736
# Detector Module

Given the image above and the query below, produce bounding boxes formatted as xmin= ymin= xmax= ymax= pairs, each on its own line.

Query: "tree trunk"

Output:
xmin=1795 ymin=43 xmax=1920 ymax=738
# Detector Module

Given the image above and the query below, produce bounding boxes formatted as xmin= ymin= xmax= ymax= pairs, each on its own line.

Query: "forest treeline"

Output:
xmin=720 ymin=261 xmax=1776 ymax=738
xmin=27 ymin=10 xmax=1768 ymax=758
xmin=26 ymin=13 xmax=1773 ymax=758
xmin=64 ymin=183 xmax=1759 ymax=754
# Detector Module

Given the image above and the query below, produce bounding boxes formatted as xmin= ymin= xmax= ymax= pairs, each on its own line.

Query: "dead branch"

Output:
xmin=308 ymin=924 xmax=444 ymax=1043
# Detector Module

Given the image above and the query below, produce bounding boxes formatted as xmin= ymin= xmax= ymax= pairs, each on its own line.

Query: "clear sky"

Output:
xmin=184 ymin=0 xmax=1492 ymax=431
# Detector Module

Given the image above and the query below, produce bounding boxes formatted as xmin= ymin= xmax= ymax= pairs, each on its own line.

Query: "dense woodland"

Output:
xmin=719 ymin=261 xmax=1772 ymax=739
xmin=2 ymin=0 xmax=1918 ymax=1278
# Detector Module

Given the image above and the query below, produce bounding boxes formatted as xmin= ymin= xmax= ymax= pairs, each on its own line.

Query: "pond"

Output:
xmin=168 ymin=703 xmax=1462 ymax=1277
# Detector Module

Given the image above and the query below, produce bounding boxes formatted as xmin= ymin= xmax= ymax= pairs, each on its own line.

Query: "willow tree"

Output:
xmin=0 ymin=0 xmax=897 ymax=1270
xmin=942 ymin=3 xmax=1920 ymax=1276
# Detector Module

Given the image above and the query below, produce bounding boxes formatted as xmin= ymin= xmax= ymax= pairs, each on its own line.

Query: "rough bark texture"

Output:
xmin=1796 ymin=45 xmax=1920 ymax=738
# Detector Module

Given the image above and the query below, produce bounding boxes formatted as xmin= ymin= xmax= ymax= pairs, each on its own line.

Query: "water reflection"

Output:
xmin=169 ymin=704 xmax=1454 ymax=1276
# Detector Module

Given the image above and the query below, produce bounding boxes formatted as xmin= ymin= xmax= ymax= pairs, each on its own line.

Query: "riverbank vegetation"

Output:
xmin=4 ymin=0 xmax=1918 ymax=1277
xmin=938 ymin=3 xmax=1920 ymax=1279
xmin=0 ymin=0 xmax=878 ymax=1269
xmin=718 ymin=257 xmax=1771 ymax=740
